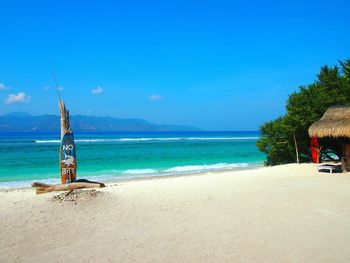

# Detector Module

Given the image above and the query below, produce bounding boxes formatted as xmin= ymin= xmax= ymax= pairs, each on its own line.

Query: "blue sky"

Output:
xmin=0 ymin=0 xmax=349 ymax=130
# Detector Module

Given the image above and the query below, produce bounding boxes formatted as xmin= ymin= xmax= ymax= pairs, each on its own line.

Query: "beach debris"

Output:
xmin=51 ymin=189 xmax=102 ymax=204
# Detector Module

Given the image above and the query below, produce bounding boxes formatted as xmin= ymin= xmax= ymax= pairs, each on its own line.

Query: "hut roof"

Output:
xmin=308 ymin=106 xmax=350 ymax=138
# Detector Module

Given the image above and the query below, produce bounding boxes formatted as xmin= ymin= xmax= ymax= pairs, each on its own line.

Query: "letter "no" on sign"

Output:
xmin=62 ymin=144 xmax=74 ymax=151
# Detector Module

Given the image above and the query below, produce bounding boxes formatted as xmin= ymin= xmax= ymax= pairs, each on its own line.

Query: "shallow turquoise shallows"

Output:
xmin=0 ymin=131 xmax=265 ymax=187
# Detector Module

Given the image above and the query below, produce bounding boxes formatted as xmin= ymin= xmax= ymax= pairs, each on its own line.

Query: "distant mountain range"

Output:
xmin=0 ymin=112 xmax=199 ymax=132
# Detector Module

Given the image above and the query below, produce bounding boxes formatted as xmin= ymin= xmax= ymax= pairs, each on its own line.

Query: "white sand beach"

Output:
xmin=1 ymin=163 xmax=350 ymax=263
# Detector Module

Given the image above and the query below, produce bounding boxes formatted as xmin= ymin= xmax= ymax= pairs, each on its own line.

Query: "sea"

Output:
xmin=0 ymin=131 xmax=265 ymax=188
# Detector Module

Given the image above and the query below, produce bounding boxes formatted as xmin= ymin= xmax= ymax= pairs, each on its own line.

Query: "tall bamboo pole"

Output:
xmin=294 ymin=133 xmax=299 ymax=164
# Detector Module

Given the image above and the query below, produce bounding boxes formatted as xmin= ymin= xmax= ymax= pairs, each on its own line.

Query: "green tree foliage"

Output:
xmin=257 ymin=59 xmax=350 ymax=165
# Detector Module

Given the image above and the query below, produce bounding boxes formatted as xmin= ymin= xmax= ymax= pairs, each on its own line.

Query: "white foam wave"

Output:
xmin=122 ymin=169 xmax=159 ymax=175
xmin=35 ymin=140 xmax=61 ymax=143
xmin=164 ymin=163 xmax=249 ymax=173
xmin=34 ymin=137 xmax=259 ymax=144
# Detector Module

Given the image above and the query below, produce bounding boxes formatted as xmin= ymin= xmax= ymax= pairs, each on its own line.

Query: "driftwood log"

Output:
xmin=32 ymin=181 xmax=105 ymax=195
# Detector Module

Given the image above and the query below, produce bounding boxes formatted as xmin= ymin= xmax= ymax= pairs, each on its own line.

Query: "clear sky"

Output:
xmin=0 ymin=0 xmax=349 ymax=130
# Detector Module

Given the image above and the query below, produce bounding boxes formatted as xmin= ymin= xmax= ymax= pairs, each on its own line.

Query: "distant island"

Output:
xmin=0 ymin=112 xmax=199 ymax=132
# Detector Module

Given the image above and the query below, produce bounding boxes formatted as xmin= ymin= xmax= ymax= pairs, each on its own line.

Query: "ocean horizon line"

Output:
xmin=0 ymin=130 xmax=260 ymax=133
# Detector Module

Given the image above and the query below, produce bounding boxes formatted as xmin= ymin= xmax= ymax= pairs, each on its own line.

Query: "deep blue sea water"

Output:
xmin=0 ymin=131 xmax=265 ymax=187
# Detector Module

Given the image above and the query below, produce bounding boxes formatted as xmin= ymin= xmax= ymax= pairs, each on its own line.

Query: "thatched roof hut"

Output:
xmin=308 ymin=106 xmax=350 ymax=138
xmin=309 ymin=106 xmax=350 ymax=170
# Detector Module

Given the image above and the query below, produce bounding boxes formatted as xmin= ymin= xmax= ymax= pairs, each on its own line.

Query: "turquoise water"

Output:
xmin=0 ymin=131 xmax=265 ymax=187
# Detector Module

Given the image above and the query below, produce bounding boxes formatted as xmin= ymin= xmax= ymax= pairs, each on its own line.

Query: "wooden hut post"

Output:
xmin=342 ymin=143 xmax=350 ymax=171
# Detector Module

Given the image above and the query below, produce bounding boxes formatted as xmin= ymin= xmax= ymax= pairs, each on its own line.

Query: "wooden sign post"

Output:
xmin=59 ymin=100 xmax=77 ymax=184
xmin=60 ymin=132 xmax=77 ymax=184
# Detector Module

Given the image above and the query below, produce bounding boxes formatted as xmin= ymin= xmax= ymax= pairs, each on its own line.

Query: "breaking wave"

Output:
xmin=164 ymin=163 xmax=249 ymax=173
xmin=122 ymin=169 xmax=159 ymax=175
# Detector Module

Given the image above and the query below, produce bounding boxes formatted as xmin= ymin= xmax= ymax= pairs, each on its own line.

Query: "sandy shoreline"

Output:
xmin=0 ymin=164 xmax=263 ymax=191
xmin=1 ymin=163 xmax=350 ymax=262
